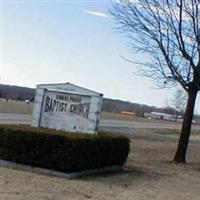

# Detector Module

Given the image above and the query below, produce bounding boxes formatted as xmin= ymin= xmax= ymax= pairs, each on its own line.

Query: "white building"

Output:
xmin=144 ymin=112 xmax=182 ymax=122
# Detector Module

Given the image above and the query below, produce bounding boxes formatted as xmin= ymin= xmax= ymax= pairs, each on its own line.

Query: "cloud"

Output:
xmin=115 ymin=0 xmax=138 ymax=3
xmin=82 ymin=9 xmax=109 ymax=18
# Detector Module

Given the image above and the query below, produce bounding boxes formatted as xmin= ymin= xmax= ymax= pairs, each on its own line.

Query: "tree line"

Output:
xmin=0 ymin=84 xmax=186 ymax=117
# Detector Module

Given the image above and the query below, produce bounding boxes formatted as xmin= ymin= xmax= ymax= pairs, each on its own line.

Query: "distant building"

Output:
xmin=25 ymin=99 xmax=30 ymax=103
xmin=144 ymin=112 xmax=183 ymax=122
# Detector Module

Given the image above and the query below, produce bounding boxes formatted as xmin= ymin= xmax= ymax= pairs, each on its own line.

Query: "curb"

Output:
xmin=0 ymin=159 xmax=123 ymax=179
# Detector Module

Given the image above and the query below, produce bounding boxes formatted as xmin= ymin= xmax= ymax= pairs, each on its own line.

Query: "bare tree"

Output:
xmin=171 ymin=89 xmax=187 ymax=120
xmin=110 ymin=0 xmax=200 ymax=162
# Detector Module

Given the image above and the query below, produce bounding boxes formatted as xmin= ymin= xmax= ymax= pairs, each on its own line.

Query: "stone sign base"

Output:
xmin=0 ymin=159 xmax=122 ymax=179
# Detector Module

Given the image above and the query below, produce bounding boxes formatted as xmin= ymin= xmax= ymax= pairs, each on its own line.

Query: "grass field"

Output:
xmin=101 ymin=111 xmax=180 ymax=124
xmin=101 ymin=112 xmax=137 ymax=120
xmin=136 ymin=128 xmax=200 ymax=135
xmin=0 ymin=100 xmax=195 ymax=129
xmin=0 ymin=100 xmax=163 ymax=122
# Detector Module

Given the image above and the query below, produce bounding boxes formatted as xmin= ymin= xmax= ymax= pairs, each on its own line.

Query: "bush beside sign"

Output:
xmin=0 ymin=125 xmax=130 ymax=173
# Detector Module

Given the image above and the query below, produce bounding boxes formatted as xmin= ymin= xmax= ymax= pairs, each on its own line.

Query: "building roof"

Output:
xmin=37 ymin=82 xmax=103 ymax=97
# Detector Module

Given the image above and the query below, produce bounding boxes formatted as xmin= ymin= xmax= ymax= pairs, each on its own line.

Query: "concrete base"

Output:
xmin=0 ymin=159 xmax=123 ymax=179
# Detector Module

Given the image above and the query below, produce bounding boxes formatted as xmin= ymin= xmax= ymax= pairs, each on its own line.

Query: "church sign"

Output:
xmin=31 ymin=83 xmax=103 ymax=134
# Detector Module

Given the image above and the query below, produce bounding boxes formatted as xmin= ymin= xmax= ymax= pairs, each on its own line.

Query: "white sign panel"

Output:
xmin=40 ymin=90 xmax=91 ymax=132
xmin=43 ymin=90 xmax=91 ymax=118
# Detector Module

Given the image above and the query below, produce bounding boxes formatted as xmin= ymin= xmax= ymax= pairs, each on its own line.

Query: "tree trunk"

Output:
xmin=173 ymin=88 xmax=198 ymax=163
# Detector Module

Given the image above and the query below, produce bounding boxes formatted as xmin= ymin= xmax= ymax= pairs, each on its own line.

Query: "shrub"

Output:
xmin=0 ymin=125 xmax=130 ymax=173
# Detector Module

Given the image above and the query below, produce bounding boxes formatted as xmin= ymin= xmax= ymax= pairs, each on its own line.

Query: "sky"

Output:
xmin=1 ymin=0 xmax=200 ymax=112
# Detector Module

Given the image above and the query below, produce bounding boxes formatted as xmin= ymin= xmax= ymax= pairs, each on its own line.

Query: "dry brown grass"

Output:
xmin=136 ymin=127 xmax=200 ymax=142
xmin=101 ymin=112 xmax=138 ymax=120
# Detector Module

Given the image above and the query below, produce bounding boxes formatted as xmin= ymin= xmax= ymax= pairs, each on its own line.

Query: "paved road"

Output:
xmin=1 ymin=113 xmax=200 ymax=130
xmin=0 ymin=113 xmax=32 ymax=124
xmin=0 ymin=113 xmax=183 ymax=129
xmin=1 ymin=113 xmax=200 ymax=143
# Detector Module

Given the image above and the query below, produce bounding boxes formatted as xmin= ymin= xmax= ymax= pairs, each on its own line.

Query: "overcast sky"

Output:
xmin=1 ymin=0 xmax=200 ymax=112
